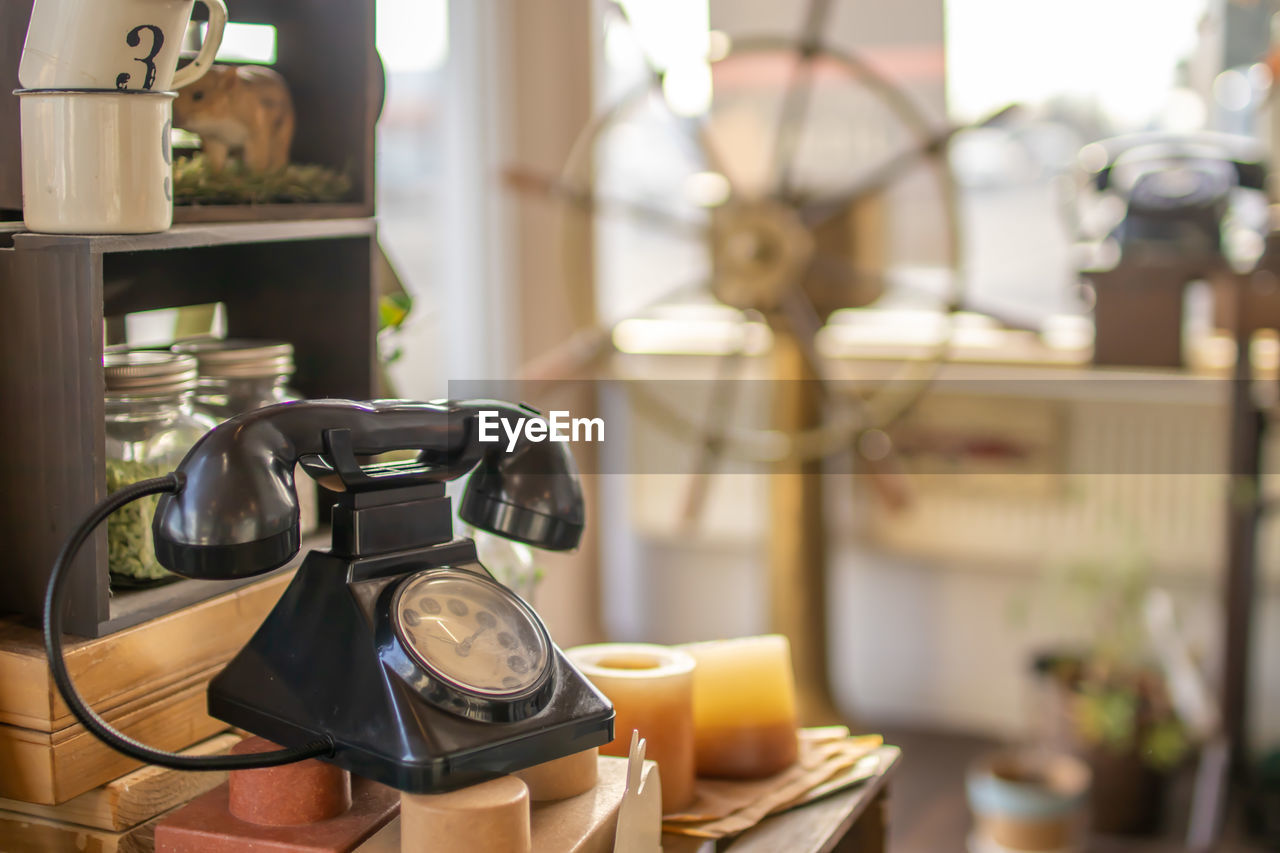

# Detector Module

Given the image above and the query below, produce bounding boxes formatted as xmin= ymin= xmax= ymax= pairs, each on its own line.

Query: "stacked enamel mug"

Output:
xmin=16 ymin=0 xmax=228 ymax=233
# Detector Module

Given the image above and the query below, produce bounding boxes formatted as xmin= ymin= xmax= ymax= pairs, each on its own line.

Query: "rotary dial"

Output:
xmin=393 ymin=569 xmax=550 ymax=696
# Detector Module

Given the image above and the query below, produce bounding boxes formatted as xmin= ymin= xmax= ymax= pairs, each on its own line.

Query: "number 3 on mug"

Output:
xmin=115 ymin=24 xmax=164 ymax=90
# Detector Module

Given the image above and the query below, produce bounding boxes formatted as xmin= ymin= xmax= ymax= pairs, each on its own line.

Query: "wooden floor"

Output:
xmin=877 ymin=727 xmax=1270 ymax=853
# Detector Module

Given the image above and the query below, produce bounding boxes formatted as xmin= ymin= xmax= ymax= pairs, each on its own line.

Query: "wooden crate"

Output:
xmin=0 ymin=573 xmax=292 ymax=804
xmin=0 ymin=570 xmax=293 ymax=732
xmin=0 ymin=221 xmax=378 ymax=637
xmin=0 ymin=732 xmax=241 ymax=851
xmin=0 ymin=733 xmax=241 ymax=831
xmin=0 ymin=0 xmax=379 ymax=222
xmin=0 ymin=671 xmax=227 ymax=805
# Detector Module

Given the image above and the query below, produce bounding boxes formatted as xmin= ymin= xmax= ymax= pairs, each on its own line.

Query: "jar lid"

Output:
xmin=172 ymin=338 xmax=295 ymax=379
xmin=104 ymin=351 xmax=199 ymax=396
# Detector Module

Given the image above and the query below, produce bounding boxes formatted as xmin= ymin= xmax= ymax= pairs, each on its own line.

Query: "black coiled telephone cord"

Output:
xmin=42 ymin=473 xmax=331 ymax=770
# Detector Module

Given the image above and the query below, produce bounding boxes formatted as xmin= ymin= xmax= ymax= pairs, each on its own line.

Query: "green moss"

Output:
xmin=105 ymin=458 xmax=172 ymax=584
xmin=173 ymin=155 xmax=352 ymax=205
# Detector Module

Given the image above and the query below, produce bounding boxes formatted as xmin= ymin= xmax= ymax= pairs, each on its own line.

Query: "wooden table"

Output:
xmin=663 ymin=746 xmax=900 ymax=853
xmin=351 ymin=747 xmax=900 ymax=853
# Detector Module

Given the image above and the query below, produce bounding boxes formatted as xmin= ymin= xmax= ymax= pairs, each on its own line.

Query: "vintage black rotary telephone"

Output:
xmin=1082 ymin=131 xmax=1267 ymax=260
xmin=1076 ymin=131 xmax=1269 ymax=366
xmin=44 ymin=399 xmax=613 ymax=792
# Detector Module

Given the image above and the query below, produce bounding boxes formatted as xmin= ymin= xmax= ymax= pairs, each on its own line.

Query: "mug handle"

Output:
xmin=172 ymin=0 xmax=228 ymax=89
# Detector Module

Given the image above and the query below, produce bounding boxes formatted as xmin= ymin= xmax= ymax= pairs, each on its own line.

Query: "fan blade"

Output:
xmin=679 ymin=322 xmax=755 ymax=531
xmin=519 ymin=276 xmax=714 ymax=382
xmin=779 ymin=278 xmax=917 ymax=510
xmin=777 ymin=285 xmax=835 ymax=391
xmin=811 ymin=251 xmax=1049 ymax=334
xmin=799 ymin=102 xmax=1022 ymax=228
xmin=800 ymin=0 xmax=838 ymax=46
xmin=769 ymin=0 xmax=836 ymax=200
xmin=854 ymin=431 xmax=914 ymax=514
xmin=504 ymin=166 xmax=710 ymax=242
xmin=769 ymin=52 xmax=819 ymax=201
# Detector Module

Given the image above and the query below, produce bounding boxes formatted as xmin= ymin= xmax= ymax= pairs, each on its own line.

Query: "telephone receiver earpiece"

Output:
xmin=152 ymin=399 xmax=585 ymax=579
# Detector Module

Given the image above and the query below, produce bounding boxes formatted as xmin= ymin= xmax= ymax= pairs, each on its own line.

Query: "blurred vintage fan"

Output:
xmin=506 ymin=0 xmax=1015 ymax=722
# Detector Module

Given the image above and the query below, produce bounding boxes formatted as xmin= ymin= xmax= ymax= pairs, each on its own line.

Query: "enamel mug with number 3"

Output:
xmin=18 ymin=89 xmax=176 ymax=234
xmin=19 ymin=0 xmax=227 ymax=91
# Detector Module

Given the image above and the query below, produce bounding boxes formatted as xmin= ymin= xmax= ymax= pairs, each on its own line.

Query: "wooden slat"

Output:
xmin=0 ymin=570 xmax=293 ymax=732
xmin=0 ymin=733 xmax=240 ymax=831
xmin=0 ymin=667 xmax=229 ymax=804
xmin=0 ymin=803 xmax=166 ymax=853
xmin=0 ymin=4 xmax=25 ymax=213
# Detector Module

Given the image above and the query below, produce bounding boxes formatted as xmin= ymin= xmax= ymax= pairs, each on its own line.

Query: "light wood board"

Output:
xmin=0 ymin=803 xmax=166 ymax=853
xmin=0 ymin=570 xmax=293 ymax=732
xmin=0 ymin=667 xmax=229 ymax=804
xmin=0 ymin=733 xmax=240 ymax=830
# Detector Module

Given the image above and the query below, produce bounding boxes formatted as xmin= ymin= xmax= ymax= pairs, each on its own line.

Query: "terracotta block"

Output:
xmin=229 ymin=737 xmax=353 ymax=826
xmin=155 ymin=776 xmax=398 ymax=852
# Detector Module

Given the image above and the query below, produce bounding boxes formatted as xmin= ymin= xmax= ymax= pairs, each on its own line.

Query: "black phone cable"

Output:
xmin=43 ymin=473 xmax=333 ymax=771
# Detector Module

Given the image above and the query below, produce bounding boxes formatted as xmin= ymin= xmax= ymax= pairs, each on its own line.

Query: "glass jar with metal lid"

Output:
xmin=104 ymin=351 xmax=217 ymax=586
xmin=171 ymin=338 xmax=301 ymax=419
xmin=171 ymin=338 xmax=318 ymax=534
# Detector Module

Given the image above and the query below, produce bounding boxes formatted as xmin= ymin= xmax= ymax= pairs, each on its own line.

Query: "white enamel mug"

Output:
xmin=19 ymin=0 xmax=227 ymax=91
xmin=19 ymin=89 xmax=176 ymax=234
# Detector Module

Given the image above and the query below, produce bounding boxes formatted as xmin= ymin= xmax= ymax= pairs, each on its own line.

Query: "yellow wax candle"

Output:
xmin=567 ymin=643 xmax=696 ymax=812
xmin=681 ymin=634 xmax=799 ymax=779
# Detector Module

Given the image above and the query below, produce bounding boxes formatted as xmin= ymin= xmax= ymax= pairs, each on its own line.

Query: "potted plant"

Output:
xmin=1021 ymin=548 xmax=1195 ymax=835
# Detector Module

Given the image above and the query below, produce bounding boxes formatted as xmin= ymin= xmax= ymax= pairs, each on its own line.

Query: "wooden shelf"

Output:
xmin=0 ymin=228 xmax=379 ymax=637
xmin=0 ymin=0 xmax=383 ymax=640
xmin=11 ymin=218 xmax=376 ymax=254
xmin=102 ymin=529 xmax=327 ymax=634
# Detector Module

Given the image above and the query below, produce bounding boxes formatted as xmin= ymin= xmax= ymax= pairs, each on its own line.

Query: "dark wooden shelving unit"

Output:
xmin=0 ymin=223 xmax=380 ymax=637
xmin=0 ymin=0 xmax=380 ymax=222
xmin=0 ymin=1 xmax=382 ymax=637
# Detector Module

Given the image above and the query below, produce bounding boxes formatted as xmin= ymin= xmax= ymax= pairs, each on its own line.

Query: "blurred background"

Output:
xmin=365 ymin=0 xmax=1280 ymax=849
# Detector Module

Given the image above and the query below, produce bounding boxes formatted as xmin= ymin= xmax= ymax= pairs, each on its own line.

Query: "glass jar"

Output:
xmin=172 ymin=339 xmax=318 ymax=535
xmin=171 ymin=339 xmax=299 ymax=419
xmin=104 ymin=351 xmax=217 ymax=586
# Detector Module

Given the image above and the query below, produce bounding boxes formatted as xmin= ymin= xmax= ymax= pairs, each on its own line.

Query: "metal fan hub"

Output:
xmin=711 ymin=200 xmax=815 ymax=311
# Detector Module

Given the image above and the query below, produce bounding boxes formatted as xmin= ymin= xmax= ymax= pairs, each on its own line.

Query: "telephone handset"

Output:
xmin=153 ymin=398 xmax=584 ymax=579
xmin=45 ymin=399 xmax=612 ymax=791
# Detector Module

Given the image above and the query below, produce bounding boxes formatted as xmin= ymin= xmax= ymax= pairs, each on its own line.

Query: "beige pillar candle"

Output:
xmin=567 ymin=643 xmax=696 ymax=812
xmin=682 ymin=634 xmax=799 ymax=779
xmin=400 ymin=776 xmax=531 ymax=853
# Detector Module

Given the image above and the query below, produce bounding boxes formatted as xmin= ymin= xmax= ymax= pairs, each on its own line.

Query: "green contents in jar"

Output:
xmin=105 ymin=458 xmax=172 ymax=585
